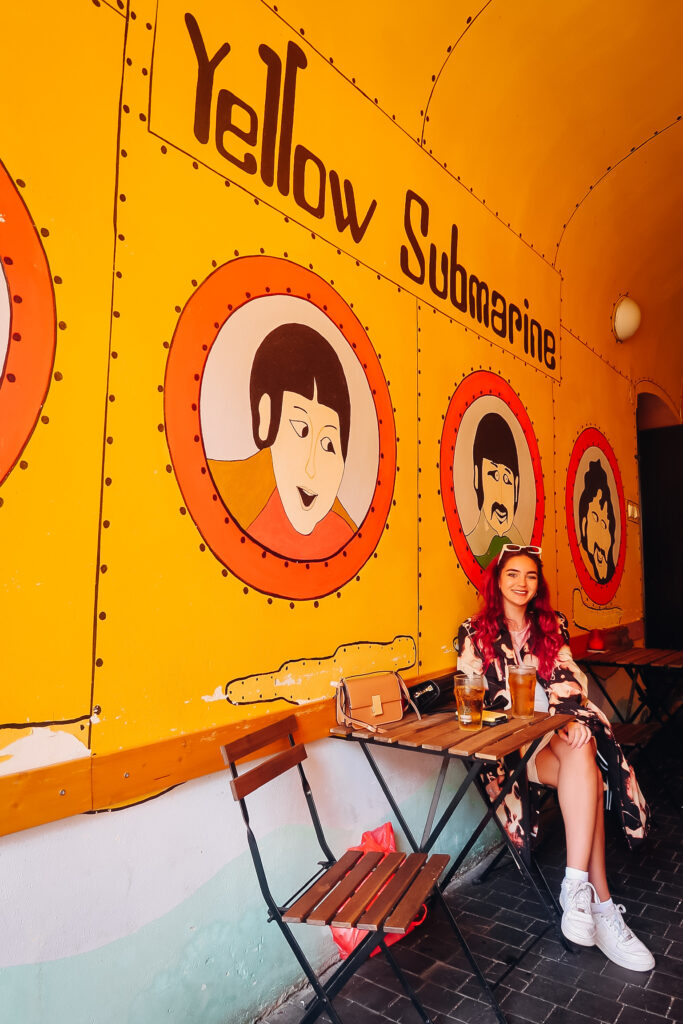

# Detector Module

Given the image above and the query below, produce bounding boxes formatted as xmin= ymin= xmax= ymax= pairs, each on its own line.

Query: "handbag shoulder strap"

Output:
xmin=396 ymin=672 xmax=422 ymax=720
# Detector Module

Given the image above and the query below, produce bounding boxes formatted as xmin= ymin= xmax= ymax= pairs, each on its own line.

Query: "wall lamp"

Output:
xmin=612 ymin=295 xmax=641 ymax=342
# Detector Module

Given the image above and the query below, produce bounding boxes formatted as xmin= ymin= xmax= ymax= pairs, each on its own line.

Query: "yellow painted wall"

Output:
xmin=1 ymin=0 xmax=671 ymax=820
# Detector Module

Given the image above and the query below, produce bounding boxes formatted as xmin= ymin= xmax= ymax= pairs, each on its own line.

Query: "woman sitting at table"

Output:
xmin=456 ymin=544 xmax=654 ymax=972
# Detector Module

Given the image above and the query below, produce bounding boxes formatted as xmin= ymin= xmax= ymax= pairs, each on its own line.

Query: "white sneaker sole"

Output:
xmin=594 ymin=936 xmax=655 ymax=972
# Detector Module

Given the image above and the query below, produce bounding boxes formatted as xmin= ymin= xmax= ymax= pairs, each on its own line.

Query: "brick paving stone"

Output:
xmin=575 ymin=968 xmax=625 ymax=1001
xmin=447 ymin=992 xmax=502 ymax=1024
xmin=641 ymin=903 xmax=678 ymax=924
xmin=616 ymin=1006 xmax=672 ymax=1024
xmin=569 ymin=988 xmax=622 ymax=1022
xmin=627 ymin=875 xmax=664 ymax=893
xmin=646 ymin=970 xmax=683 ymax=1000
xmin=392 ymin=945 xmax=439 ymax=978
xmin=423 ymin=960 xmax=471 ymax=992
xmin=415 ymin=980 xmax=464 ymax=1015
xmin=501 ymin=989 xmax=556 ymax=1022
xmin=601 ymin=961 xmax=650 ymax=987
xmin=667 ymin=996 xmax=683 ymax=1021
xmin=530 ymin=956 xmax=583 ymax=986
xmin=488 ymin=921 xmax=535 ymax=947
xmin=360 ymin=954 xmax=406 ymax=991
xmin=528 ymin=934 xmax=568 ymax=962
xmin=545 ymin=1005 xmax=595 ymax=1024
xmin=639 ymin=892 xmax=682 ymax=912
xmin=327 ymin=995 xmax=384 ymax=1022
xmin=663 ymin=922 xmax=683 ymax=943
xmin=665 ymin=938 xmax=683 ymax=960
xmin=618 ymin=982 xmax=672 ymax=1017
xmin=344 ymin=976 xmax=402 ymax=1013
xmin=525 ymin=975 xmax=577 ymax=1007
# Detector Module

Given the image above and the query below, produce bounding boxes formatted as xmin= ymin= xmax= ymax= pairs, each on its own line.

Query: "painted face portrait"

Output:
xmin=578 ymin=459 xmax=616 ymax=583
xmin=263 ymin=386 xmax=346 ymax=535
xmin=463 ymin=410 xmax=524 ymax=568
xmin=479 ymin=456 xmax=516 ymax=536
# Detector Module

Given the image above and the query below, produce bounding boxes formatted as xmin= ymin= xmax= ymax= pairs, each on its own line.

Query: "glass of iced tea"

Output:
xmin=453 ymin=673 xmax=486 ymax=731
xmin=508 ymin=665 xmax=536 ymax=720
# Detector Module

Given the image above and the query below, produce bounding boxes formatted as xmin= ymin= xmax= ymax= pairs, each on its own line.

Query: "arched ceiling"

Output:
xmin=272 ymin=0 xmax=683 ymax=409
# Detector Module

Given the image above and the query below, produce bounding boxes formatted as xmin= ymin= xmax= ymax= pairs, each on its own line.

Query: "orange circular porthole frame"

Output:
xmin=164 ymin=256 xmax=396 ymax=601
xmin=0 ymin=161 xmax=56 ymax=485
xmin=566 ymin=427 xmax=626 ymax=604
xmin=440 ymin=370 xmax=544 ymax=590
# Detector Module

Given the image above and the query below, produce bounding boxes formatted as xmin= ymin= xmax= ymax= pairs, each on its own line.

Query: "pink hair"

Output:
xmin=471 ymin=550 xmax=562 ymax=680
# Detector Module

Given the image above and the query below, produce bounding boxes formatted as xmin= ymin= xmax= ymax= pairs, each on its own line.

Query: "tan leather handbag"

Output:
xmin=335 ymin=671 xmax=420 ymax=732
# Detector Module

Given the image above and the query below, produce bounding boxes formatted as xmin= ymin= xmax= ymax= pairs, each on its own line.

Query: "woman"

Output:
xmin=457 ymin=544 xmax=654 ymax=972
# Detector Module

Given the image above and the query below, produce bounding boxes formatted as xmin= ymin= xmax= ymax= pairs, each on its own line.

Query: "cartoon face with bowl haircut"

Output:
xmin=207 ymin=323 xmax=356 ymax=559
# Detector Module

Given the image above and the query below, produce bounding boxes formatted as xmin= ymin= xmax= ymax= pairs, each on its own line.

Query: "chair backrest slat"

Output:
xmin=224 ymin=715 xmax=298 ymax=763
xmin=229 ymin=744 xmax=307 ymax=801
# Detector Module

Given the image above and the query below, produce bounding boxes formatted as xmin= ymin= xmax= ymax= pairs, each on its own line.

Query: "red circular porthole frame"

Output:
xmin=0 ymin=161 xmax=56 ymax=485
xmin=440 ymin=370 xmax=544 ymax=590
xmin=566 ymin=427 xmax=626 ymax=604
xmin=164 ymin=256 xmax=396 ymax=600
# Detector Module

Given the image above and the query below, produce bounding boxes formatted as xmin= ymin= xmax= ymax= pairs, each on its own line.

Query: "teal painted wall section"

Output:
xmin=0 ymin=756 xmax=497 ymax=1024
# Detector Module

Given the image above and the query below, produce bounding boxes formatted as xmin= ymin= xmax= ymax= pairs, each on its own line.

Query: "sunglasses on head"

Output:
xmin=500 ymin=544 xmax=542 ymax=556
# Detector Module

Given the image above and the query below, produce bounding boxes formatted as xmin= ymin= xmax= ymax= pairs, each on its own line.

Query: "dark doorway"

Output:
xmin=637 ymin=421 xmax=683 ymax=647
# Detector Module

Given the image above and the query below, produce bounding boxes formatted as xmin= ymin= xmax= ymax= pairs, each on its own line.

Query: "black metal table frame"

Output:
xmin=581 ymin=658 xmax=673 ymax=727
xmin=333 ymin=729 xmax=571 ymax=1023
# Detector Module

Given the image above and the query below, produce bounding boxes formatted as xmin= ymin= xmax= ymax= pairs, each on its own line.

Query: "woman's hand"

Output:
xmin=557 ymin=720 xmax=592 ymax=748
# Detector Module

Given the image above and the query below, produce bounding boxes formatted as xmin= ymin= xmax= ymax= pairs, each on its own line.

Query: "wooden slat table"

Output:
xmin=579 ymin=645 xmax=683 ymax=726
xmin=330 ymin=710 xmax=572 ymax=928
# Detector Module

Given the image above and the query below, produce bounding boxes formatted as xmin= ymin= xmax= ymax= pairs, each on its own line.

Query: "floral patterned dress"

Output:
xmin=456 ymin=612 xmax=650 ymax=853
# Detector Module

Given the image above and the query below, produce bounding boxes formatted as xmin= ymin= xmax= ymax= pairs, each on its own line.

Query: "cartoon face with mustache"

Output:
xmin=579 ymin=459 xmax=616 ymax=584
xmin=581 ymin=490 xmax=614 ymax=581
xmin=478 ymin=456 xmax=516 ymax=535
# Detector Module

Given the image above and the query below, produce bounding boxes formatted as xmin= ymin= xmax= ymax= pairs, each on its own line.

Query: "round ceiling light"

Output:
xmin=613 ymin=296 xmax=641 ymax=341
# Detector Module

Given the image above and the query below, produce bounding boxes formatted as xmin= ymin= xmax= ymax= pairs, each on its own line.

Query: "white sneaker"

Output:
xmin=559 ymin=879 xmax=597 ymax=946
xmin=593 ymin=903 xmax=655 ymax=972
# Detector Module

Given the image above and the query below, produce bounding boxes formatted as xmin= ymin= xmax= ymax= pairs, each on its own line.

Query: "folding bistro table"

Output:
xmin=580 ymin=645 xmax=683 ymax=731
xmin=330 ymin=708 xmax=572 ymax=1017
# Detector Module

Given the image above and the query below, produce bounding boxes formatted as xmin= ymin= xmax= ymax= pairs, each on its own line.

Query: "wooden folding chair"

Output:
xmin=223 ymin=715 xmax=455 ymax=1024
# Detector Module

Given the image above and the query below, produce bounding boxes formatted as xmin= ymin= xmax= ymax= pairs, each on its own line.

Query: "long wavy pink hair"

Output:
xmin=471 ymin=550 xmax=562 ymax=680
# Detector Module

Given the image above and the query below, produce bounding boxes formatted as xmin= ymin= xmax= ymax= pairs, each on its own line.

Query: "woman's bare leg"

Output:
xmin=587 ymin=765 xmax=609 ymax=900
xmin=534 ymin=735 xmax=608 ymax=896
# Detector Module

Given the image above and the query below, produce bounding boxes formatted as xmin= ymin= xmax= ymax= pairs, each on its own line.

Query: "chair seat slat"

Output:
xmin=331 ymin=852 xmax=406 ymax=928
xmin=307 ymin=852 xmax=384 ymax=925
xmin=356 ymin=853 xmax=426 ymax=931
xmin=384 ymin=854 xmax=450 ymax=934
xmin=283 ymin=850 xmax=363 ymax=923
